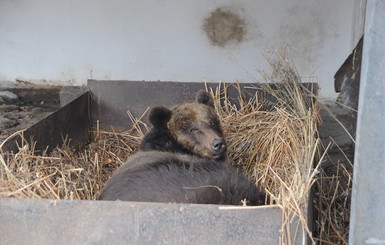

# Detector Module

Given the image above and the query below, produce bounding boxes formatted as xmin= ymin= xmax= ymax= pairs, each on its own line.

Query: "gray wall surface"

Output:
xmin=0 ymin=0 xmax=365 ymax=98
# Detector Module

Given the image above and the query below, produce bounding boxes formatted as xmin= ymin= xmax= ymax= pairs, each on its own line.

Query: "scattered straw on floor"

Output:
xmin=314 ymin=143 xmax=352 ymax=245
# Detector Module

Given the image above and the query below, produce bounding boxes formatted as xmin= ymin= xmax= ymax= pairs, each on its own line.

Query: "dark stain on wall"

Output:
xmin=203 ymin=8 xmax=246 ymax=47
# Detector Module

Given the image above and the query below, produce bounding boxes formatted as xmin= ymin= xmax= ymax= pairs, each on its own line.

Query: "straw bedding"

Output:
xmin=0 ymin=55 xmax=350 ymax=244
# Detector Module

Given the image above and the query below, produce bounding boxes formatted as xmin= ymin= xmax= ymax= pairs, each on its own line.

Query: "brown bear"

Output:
xmin=98 ymin=91 xmax=266 ymax=205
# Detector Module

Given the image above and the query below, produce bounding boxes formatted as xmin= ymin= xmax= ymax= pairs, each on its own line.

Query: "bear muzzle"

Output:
xmin=212 ymin=139 xmax=227 ymax=156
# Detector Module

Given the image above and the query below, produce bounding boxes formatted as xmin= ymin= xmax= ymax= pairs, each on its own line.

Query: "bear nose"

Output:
xmin=212 ymin=139 xmax=226 ymax=154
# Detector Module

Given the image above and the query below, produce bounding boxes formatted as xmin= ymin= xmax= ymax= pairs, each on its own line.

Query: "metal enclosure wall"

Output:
xmin=349 ymin=0 xmax=385 ymax=243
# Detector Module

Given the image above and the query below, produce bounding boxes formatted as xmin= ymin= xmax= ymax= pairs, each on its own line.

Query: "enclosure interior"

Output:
xmin=0 ymin=80 xmax=319 ymax=244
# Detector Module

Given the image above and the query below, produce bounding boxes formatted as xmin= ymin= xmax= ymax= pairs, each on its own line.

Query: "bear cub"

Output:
xmin=98 ymin=90 xmax=266 ymax=206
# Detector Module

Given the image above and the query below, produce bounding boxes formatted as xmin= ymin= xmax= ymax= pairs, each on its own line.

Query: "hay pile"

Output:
xmin=1 ymin=55 xmax=348 ymax=244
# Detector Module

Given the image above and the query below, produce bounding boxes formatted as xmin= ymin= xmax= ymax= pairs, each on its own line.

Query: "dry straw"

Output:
xmin=0 ymin=115 xmax=146 ymax=200
xmin=207 ymin=54 xmax=321 ymax=244
xmin=0 ymin=54 xmax=348 ymax=244
xmin=313 ymin=133 xmax=352 ymax=244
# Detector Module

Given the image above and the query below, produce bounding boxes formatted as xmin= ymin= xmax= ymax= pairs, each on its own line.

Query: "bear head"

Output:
xmin=139 ymin=90 xmax=227 ymax=160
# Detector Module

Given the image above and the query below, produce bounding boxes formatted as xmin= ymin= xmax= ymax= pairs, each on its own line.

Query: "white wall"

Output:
xmin=0 ymin=0 xmax=364 ymax=98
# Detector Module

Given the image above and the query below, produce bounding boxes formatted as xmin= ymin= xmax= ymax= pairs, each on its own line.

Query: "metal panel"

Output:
xmin=0 ymin=92 xmax=91 ymax=155
xmin=0 ymin=198 xmax=282 ymax=245
xmin=88 ymin=80 xmax=317 ymax=132
xmin=88 ymin=80 xmax=255 ymax=132
xmin=349 ymin=1 xmax=385 ymax=244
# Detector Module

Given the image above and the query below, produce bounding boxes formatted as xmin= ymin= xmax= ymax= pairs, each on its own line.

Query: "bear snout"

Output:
xmin=212 ymin=139 xmax=226 ymax=154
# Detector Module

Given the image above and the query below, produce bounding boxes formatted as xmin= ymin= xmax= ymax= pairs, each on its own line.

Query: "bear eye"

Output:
xmin=189 ymin=128 xmax=198 ymax=134
xmin=210 ymin=120 xmax=217 ymax=127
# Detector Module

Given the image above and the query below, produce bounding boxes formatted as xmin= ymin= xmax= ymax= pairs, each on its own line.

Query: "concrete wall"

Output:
xmin=0 ymin=0 xmax=365 ymax=98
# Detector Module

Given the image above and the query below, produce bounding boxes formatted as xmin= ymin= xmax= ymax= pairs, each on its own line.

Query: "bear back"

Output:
xmin=98 ymin=151 xmax=266 ymax=206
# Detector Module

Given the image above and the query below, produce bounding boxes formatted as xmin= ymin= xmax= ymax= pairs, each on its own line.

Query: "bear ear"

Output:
xmin=148 ymin=106 xmax=172 ymax=129
xmin=196 ymin=90 xmax=214 ymax=108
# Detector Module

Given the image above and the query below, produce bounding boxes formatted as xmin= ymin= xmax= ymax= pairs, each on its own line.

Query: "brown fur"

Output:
xmin=139 ymin=90 xmax=226 ymax=160
xmin=98 ymin=151 xmax=266 ymax=205
xmin=168 ymin=102 xmax=224 ymax=159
